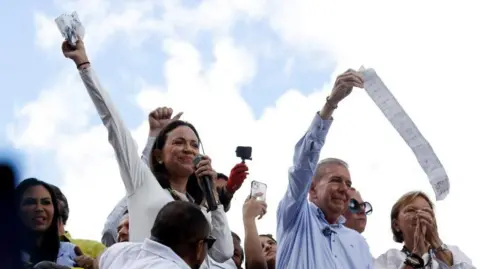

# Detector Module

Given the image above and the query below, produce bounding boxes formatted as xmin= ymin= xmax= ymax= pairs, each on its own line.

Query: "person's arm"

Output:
xmin=243 ymin=218 xmax=267 ymax=269
xmin=276 ymin=109 xmax=333 ymax=229
xmin=141 ymin=136 xmax=157 ymax=165
xmin=217 ymin=186 xmax=233 ymax=212
xmin=434 ymin=245 xmax=474 ymax=269
xmin=207 ymin=205 xmax=234 ymax=263
xmin=101 ymin=197 xmax=128 ymax=247
xmin=78 ymin=66 xmax=155 ymax=195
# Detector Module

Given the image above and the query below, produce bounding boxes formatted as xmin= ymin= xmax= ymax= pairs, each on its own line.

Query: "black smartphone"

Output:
xmin=235 ymin=146 xmax=252 ymax=161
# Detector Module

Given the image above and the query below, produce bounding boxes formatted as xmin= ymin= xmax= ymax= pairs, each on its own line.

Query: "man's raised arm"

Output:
xmin=277 ymin=69 xmax=365 ymax=230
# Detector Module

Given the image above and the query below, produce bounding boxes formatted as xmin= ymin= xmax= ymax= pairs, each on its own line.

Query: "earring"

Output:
xmin=158 ymin=160 xmax=163 ymax=164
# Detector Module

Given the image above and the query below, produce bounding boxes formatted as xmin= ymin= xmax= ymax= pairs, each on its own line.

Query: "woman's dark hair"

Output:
xmin=150 ymin=120 xmax=204 ymax=205
xmin=16 ymin=178 xmax=61 ymax=264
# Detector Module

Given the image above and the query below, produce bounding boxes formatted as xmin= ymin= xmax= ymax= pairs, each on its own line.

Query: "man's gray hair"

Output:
xmin=314 ymin=157 xmax=349 ymax=180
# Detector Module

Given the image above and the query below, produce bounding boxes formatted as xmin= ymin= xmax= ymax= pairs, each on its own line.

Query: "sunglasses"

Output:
xmin=348 ymin=199 xmax=372 ymax=215
xmin=201 ymin=235 xmax=216 ymax=249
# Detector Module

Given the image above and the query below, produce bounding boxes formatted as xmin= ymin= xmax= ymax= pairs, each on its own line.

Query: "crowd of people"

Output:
xmin=12 ymin=38 xmax=476 ymax=269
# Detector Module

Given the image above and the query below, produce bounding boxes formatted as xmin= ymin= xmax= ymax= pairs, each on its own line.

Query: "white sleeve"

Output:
xmin=79 ymin=67 xmax=154 ymax=195
xmin=206 ymin=205 xmax=234 ymax=263
xmin=437 ymin=245 xmax=475 ymax=269
xmin=141 ymin=136 xmax=157 ymax=166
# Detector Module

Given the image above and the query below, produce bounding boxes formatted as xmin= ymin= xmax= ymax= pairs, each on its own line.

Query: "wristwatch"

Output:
xmin=404 ymin=253 xmax=425 ymax=269
xmin=433 ymin=243 xmax=448 ymax=253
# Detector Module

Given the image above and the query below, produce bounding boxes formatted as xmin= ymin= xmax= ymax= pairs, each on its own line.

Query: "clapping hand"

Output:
xmin=148 ymin=107 xmax=183 ymax=136
xmin=416 ymin=207 xmax=442 ymax=248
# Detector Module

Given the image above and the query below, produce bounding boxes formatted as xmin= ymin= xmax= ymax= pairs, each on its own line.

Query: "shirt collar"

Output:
xmin=310 ymin=202 xmax=346 ymax=226
xmin=60 ymin=231 xmax=72 ymax=242
xmin=142 ymin=238 xmax=191 ymax=269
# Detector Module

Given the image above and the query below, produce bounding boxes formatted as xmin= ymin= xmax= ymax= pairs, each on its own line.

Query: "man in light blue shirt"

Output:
xmin=276 ymin=69 xmax=374 ymax=269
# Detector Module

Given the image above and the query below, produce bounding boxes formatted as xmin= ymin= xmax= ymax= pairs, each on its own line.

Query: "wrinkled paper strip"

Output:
xmin=358 ymin=66 xmax=450 ymax=201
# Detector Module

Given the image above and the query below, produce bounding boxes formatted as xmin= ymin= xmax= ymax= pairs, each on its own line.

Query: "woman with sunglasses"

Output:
xmin=61 ymin=39 xmax=233 ymax=264
xmin=375 ymin=191 xmax=474 ymax=269
xmin=344 ymin=188 xmax=372 ymax=234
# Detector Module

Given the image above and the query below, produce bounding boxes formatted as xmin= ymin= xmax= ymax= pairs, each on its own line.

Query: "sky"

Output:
xmin=2 ymin=0 xmax=479 ymax=264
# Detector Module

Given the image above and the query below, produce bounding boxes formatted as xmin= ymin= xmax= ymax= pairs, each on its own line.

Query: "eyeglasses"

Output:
xmin=348 ymin=199 xmax=372 ymax=215
xmin=202 ymin=235 xmax=216 ymax=249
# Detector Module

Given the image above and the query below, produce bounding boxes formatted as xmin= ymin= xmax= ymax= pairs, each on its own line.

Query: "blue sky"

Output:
xmin=0 ymin=1 xmax=334 ymax=185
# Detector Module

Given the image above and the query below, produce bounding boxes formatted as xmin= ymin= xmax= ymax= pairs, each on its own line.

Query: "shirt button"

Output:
xmin=333 ymin=239 xmax=335 ymax=242
xmin=334 ymin=255 xmax=337 ymax=258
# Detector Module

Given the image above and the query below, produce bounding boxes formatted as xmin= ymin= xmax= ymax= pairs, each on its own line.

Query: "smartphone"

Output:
xmin=235 ymin=146 xmax=252 ymax=161
xmin=250 ymin=180 xmax=267 ymax=201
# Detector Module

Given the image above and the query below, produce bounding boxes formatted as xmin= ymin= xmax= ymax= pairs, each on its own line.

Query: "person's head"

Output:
xmin=150 ymin=120 xmax=204 ymax=204
xmin=117 ymin=213 xmax=129 ymax=243
xmin=259 ymin=234 xmax=277 ymax=268
xmin=391 ymin=191 xmax=434 ymax=244
xmin=309 ymin=158 xmax=351 ymax=223
xmin=151 ymin=201 xmax=213 ymax=269
xmin=49 ymin=184 xmax=69 ymax=229
xmin=344 ymin=188 xmax=372 ymax=233
xmin=16 ymin=178 xmax=60 ymax=262
xmin=215 ymin=173 xmax=228 ymax=188
xmin=231 ymin=232 xmax=244 ymax=269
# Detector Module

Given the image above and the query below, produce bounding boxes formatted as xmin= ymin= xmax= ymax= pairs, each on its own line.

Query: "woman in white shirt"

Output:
xmin=375 ymin=191 xmax=474 ymax=269
xmin=61 ymin=39 xmax=233 ymax=263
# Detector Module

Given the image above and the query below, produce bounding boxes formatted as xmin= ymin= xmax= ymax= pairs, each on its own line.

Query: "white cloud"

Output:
xmin=11 ymin=0 xmax=480 ymax=265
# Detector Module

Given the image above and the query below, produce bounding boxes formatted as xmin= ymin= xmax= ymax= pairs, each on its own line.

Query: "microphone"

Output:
xmin=322 ymin=227 xmax=332 ymax=237
xmin=193 ymin=155 xmax=218 ymax=211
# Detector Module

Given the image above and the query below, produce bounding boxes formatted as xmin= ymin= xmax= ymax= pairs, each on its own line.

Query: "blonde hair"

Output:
xmin=390 ymin=191 xmax=434 ymax=243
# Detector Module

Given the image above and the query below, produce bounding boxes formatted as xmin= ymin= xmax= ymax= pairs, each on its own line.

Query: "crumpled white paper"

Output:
xmin=55 ymin=11 xmax=85 ymax=47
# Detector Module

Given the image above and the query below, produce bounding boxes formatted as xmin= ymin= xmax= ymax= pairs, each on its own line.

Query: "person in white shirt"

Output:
xmin=375 ymin=191 xmax=474 ymax=269
xmin=100 ymin=201 xmax=214 ymax=269
xmin=61 ymin=38 xmax=233 ymax=263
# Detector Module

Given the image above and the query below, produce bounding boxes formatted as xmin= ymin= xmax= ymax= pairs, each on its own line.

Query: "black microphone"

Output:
xmin=322 ymin=227 xmax=332 ymax=237
xmin=193 ymin=155 xmax=218 ymax=212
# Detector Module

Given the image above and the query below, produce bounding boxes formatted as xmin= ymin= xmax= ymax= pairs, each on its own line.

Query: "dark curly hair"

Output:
xmin=149 ymin=120 xmax=204 ymax=205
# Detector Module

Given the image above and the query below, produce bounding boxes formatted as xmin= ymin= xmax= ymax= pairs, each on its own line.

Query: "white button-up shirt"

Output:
xmin=375 ymin=244 xmax=475 ymax=269
xmin=100 ymin=238 xmax=192 ymax=269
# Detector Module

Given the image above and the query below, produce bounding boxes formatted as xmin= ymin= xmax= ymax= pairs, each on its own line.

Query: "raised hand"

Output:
xmin=412 ymin=220 xmax=429 ymax=255
xmin=328 ymin=69 xmax=364 ymax=106
xmin=61 ymin=38 xmax=89 ymax=66
xmin=417 ymin=207 xmax=442 ymax=247
xmin=243 ymin=195 xmax=267 ymax=220
xmin=148 ymin=107 xmax=183 ymax=136
xmin=225 ymin=163 xmax=249 ymax=193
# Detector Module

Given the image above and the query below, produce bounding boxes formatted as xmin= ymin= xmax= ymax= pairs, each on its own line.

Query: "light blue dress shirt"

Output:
xmin=22 ymin=241 xmax=78 ymax=267
xmin=276 ymin=113 xmax=374 ymax=269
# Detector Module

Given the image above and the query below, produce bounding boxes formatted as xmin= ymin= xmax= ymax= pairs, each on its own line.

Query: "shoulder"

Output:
xmin=100 ymin=242 xmax=140 ymax=267
xmin=59 ymin=241 xmax=77 ymax=252
xmin=374 ymin=248 xmax=404 ymax=267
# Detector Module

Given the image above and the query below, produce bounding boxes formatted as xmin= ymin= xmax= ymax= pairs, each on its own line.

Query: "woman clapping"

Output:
xmin=375 ymin=191 xmax=474 ymax=269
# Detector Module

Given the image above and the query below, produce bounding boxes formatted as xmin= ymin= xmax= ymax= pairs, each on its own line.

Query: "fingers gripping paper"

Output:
xmin=55 ymin=12 xmax=85 ymax=47
xmin=358 ymin=66 xmax=450 ymax=201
